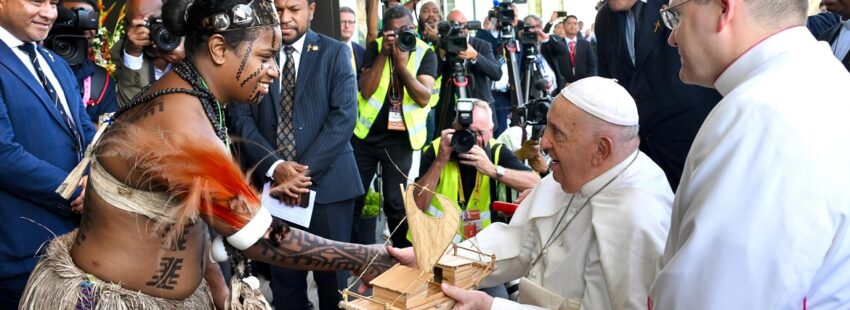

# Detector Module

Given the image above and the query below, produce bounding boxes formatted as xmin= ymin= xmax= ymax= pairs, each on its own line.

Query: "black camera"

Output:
xmin=146 ymin=17 xmax=181 ymax=52
xmin=519 ymin=95 xmax=551 ymax=140
xmin=518 ymin=22 xmax=539 ymax=46
xmin=437 ymin=20 xmax=481 ymax=55
xmin=451 ymin=99 xmax=477 ymax=153
xmin=44 ymin=7 xmax=99 ymax=66
xmin=386 ymin=28 xmax=417 ymax=52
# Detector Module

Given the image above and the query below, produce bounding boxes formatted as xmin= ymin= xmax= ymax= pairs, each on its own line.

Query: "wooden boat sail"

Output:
xmin=340 ymin=185 xmax=495 ymax=310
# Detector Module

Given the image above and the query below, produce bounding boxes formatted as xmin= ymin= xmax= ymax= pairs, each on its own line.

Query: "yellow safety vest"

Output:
xmin=354 ymin=37 xmax=433 ymax=150
xmin=409 ymin=137 xmax=504 ymax=242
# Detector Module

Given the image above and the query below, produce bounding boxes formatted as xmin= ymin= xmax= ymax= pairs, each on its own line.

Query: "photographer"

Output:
xmin=519 ymin=15 xmax=559 ymax=97
xmin=57 ymin=0 xmax=118 ymax=124
xmin=413 ymin=99 xmax=538 ymax=241
xmin=109 ymin=0 xmax=185 ymax=108
xmin=433 ymin=10 xmax=502 ymax=136
xmin=354 ymin=4 xmax=436 ymax=248
xmin=418 ymin=1 xmax=441 ymax=45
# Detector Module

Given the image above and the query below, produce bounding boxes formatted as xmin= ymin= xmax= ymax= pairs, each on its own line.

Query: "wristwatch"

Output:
xmin=495 ymin=165 xmax=506 ymax=179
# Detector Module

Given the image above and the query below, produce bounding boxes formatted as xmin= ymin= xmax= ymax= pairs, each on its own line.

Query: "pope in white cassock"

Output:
xmin=392 ymin=77 xmax=674 ymax=310
xmin=649 ymin=0 xmax=850 ymax=309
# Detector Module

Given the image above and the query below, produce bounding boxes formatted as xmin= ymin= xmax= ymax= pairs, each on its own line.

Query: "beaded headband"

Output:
xmin=200 ymin=0 xmax=279 ymax=32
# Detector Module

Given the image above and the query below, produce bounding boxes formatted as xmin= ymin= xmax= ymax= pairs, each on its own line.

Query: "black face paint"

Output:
xmin=239 ymin=65 xmax=263 ymax=88
xmin=235 ymin=39 xmax=255 ymax=81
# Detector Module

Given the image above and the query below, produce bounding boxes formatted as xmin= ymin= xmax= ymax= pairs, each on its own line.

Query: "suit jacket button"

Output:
xmin=298 ymin=127 xmax=303 ymax=130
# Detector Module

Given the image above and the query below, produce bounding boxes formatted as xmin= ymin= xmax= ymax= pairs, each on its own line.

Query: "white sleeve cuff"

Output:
xmin=226 ymin=207 xmax=272 ymax=250
xmin=123 ymin=50 xmax=144 ymax=70
xmin=266 ymin=160 xmax=285 ymax=179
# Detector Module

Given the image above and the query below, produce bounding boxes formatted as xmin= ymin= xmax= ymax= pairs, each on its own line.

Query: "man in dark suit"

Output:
xmin=595 ymin=0 xmax=721 ymax=190
xmin=434 ymin=9 xmax=502 ymax=132
xmin=227 ymin=0 xmax=363 ymax=309
xmin=819 ymin=0 xmax=850 ymax=72
xmin=552 ymin=15 xmax=597 ymax=91
xmin=340 ymin=6 xmax=365 ymax=76
xmin=0 ymin=0 xmax=96 ymax=306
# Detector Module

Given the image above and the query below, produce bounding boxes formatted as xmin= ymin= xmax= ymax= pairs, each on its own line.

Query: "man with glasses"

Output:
xmin=594 ymin=0 xmax=721 ymax=191
xmin=414 ymin=99 xmax=538 ymax=242
xmin=649 ymin=0 xmax=850 ymax=309
xmin=340 ymin=6 xmax=365 ymax=78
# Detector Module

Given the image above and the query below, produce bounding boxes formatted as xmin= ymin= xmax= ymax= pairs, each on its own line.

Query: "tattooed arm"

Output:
xmin=242 ymin=219 xmax=395 ymax=281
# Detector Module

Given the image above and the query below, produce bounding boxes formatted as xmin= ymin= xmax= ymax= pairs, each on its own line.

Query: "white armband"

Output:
xmin=226 ymin=207 xmax=272 ymax=250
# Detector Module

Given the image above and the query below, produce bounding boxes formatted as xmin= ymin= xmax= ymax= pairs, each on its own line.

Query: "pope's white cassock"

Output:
xmin=463 ymin=150 xmax=673 ymax=310
xmin=650 ymin=27 xmax=850 ymax=309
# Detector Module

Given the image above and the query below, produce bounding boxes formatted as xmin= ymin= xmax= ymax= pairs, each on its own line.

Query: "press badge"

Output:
xmin=388 ymin=100 xmax=406 ymax=131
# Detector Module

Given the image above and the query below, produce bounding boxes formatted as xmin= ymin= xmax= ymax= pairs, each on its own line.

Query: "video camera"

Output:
xmin=146 ymin=17 xmax=182 ymax=52
xmin=451 ymin=99 xmax=478 ymax=153
xmin=517 ymin=21 xmax=539 ymax=46
xmin=489 ymin=0 xmax=527 ymax=40
xmin=437 ymin=20 xmax=481 ymax=55
xmin=517 ymin=80 xmax=551 ymax=140
xmin=385 ymin=28 xmax=417 ymax=52
xmin=44 ymin=7 xmax=98 ymax=66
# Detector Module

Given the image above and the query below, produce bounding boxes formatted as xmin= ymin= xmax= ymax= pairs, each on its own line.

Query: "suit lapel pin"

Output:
xmin=307 ymin=44 xmax=319 ymax=51
xmin=653 ymin=20 xmax=661 ymax=33
xmin=46 ymin=50 xmax=55 ymax=62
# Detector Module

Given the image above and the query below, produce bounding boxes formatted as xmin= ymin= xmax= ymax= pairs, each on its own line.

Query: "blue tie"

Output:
xmin=19 ymin=43 xmax=83 ymax=160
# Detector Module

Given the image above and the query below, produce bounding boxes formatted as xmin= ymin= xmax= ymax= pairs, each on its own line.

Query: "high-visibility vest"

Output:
xmin=410 ymin=137 xmax=504 ymax=242
xmin=354 ymin=37 xmax=432 ymax=150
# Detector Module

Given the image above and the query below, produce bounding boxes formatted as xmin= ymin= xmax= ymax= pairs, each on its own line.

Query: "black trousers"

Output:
xmin=351 ymin=138 xmax=413 ymax=248
xmin=271 ymin=198 xmax=354 ymax=310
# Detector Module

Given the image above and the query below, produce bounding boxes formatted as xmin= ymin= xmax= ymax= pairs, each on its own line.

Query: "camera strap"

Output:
xmin=387 ymin=59 xmax=406 ymax=131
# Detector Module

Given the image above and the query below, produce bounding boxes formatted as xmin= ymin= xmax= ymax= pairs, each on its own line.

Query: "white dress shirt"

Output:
xmin=0 ymin=26 xmax=74 ymax=122
xmin=650 ymin=27 xmax=850 ymax=309
xmin=122 ymin=50 xmax=171 ymax=81
xmin=463 ymin=151 xmax=673 ymax=310
xmin=266 ymin=33 xmax=308 ymax=179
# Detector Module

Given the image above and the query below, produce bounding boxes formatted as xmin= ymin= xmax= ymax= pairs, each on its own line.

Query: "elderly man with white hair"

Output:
xmin=391 ymin=77 xmax=673 ymax=310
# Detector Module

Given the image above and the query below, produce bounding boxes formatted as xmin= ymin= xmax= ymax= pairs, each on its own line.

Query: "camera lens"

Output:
xmin=154 ymin=29 xmax=181 ymax=52
xmin=53 ymin=39 xmax=73 ymax=57
xmin=451 ymin=129 xmax=476 ymax=153
xmin=397 ymin=30 xmax=417 ymax=52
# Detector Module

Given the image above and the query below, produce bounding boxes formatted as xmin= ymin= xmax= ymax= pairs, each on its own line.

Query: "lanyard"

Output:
xmin=457 ymin=172 xmax=483 ymax=210
xmin=197 ymin=76 xmax=230 ymax=149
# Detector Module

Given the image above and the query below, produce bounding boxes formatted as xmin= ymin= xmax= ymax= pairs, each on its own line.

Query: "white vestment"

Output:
xmin=463 ymin=151 xmax=673 ymax=310
xmin=650 ymin=27 xmax=850 ymax=309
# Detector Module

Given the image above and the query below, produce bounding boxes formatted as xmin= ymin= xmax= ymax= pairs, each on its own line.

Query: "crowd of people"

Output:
xmin=0 ymin=0 xmax=849 ymax=309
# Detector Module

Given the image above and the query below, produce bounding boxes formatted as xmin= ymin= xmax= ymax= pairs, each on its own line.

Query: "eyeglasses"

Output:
xmin=659 ymin=0 xmax=694 ymax=30
xmin=341 ymin=20 xmax=356 ymax=26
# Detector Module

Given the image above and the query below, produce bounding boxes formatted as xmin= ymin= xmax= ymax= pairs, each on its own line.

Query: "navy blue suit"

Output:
xmin=352 ymin=41 xmax=365 ymax=75
xmin=227 ymin=30 xmax=363 ymax=310
xmin=595 ymin=0 xmax=720 ymax=190
xmin=818 ymin=22 xmax=850 ymax=72
xmin=0 ymin=41 xmax=95 ymax=306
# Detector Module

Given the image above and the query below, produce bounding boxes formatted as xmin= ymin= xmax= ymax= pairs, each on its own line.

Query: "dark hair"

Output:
xmin=162 ymin=0 xmax=265 ymax=57
xmin=383 ymin=4 xmax=413 ymax=25
xmin=566 ymin=15 xmax=578 ymax=21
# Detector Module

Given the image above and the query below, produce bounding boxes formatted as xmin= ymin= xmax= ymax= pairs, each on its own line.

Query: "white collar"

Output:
xmin=842 ymin=18 xmax=850 ymax=31
xmin=577 ymin=150 xmax=639 ymax=197
xmin=714 ymin=27 xmax=812 ymax=96
xmin=0 ymin=25 xmax=25 ymax=49
xmin=285 ymin=32 xmax=308 ymax=55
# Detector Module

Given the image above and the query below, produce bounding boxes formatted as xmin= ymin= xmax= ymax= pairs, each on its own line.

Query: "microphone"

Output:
xmin=437 ymin=20 xmax=451 ymax=35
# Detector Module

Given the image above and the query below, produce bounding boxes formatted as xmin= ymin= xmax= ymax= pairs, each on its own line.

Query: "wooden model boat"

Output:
xmin=339 ymin=186 xmax=495 ymax=310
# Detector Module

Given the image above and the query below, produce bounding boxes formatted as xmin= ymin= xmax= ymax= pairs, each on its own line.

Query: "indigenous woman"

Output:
xmin=19 ymin=0 xmax=393 ymax=308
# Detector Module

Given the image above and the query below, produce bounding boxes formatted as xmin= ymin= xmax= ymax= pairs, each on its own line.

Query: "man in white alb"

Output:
xmin=649 ymin=0 xmax=850 ymax=309
xmin=392 ymin=77 xmax=674 ymax=310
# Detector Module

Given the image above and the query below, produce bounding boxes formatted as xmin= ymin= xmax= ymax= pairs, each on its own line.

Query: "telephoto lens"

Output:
xmin=397 ymin=28 xmax=417 ymax=52
xmin=451 ymin=129 xmax=477 ymax=153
